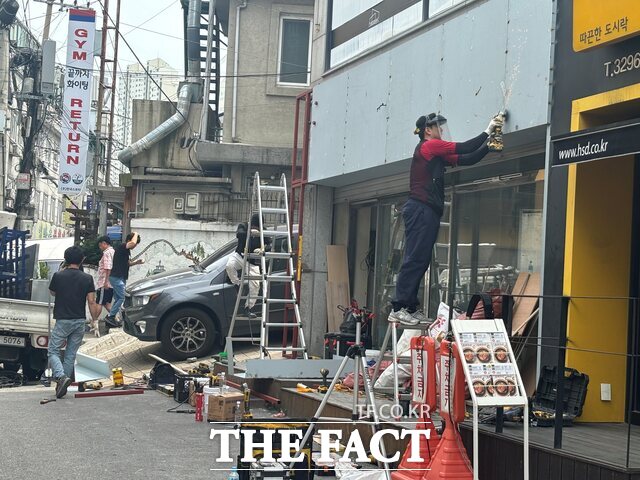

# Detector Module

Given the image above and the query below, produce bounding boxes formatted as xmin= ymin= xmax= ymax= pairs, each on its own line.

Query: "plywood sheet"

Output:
xmin=326 ymin=281 xmax=350 ymax=333
xmin=326 ymin=245 xmax=350 ymax=291
xmin=512 ymin=272 xmax=540 ymax=336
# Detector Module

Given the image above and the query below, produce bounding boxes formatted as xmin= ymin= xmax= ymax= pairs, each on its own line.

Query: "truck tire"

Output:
xmin=160 ymin=307 xmax=217 ymax=360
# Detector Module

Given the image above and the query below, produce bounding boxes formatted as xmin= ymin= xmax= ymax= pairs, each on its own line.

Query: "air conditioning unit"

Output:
xmin=173 ymin=197 xmax=184 ymax=214
xmin=9 ymin=143 xmax=19 ymax=156
xmin=184 ymin=192 xmax=200 ymax=215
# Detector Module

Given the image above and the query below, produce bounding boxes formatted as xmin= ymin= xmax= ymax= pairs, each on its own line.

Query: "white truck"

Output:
xmin=0 ymin=296 xmax=53 ymax=380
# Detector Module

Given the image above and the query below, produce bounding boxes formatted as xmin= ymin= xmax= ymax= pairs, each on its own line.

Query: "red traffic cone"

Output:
xmin=392 ymin=416 xmax=440 ymax=480
xmin=422 ymin=418 xmax=472 ymax=480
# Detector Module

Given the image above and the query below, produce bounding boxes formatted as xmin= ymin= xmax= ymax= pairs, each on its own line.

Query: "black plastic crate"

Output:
xmin=531 ymin=366 xmax=589 ymax=426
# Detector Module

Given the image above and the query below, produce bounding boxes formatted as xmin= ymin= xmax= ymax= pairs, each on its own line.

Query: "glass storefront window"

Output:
xmin=345 ymin=172 xmax=543 ymax=346
xmin=439 ymin=174 xmax=545 ymax=313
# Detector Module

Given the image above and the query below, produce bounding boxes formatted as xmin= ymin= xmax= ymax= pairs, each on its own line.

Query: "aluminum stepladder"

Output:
xmin=226 ymin=172 xmax=308 ymax=375
xmin=431 ymin=194 xmax=457 ymax=305
xmin=372 ymin=194 xmax=454 ymax=413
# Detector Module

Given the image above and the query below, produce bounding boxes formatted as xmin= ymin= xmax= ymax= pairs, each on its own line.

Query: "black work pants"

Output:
xmin=392 ymin=198 xmax=441 ymax=312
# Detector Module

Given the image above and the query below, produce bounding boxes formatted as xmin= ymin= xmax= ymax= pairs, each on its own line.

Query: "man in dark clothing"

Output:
xmin=106 ymin=232 xmax=144 ymax=327
xmin=389 ymin=112 xmax=504 ymax=325
xmin=48 ymin=246 xmax=101 ymax=398
xmin=225 ymin=213 xmax=271 ymax=318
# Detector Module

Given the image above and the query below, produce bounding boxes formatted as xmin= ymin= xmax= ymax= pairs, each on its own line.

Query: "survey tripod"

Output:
xmin=287 ymin=313 xmax=391 ymax=480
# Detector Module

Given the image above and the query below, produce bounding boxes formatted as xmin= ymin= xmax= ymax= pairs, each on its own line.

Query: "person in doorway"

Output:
xmin=226 ymin=213 xmax=271 ymax=318
xmin=389 ymin=112 xmax=504 ymax=325
xmin=95 ymin=235 xmax=115 ymax=331
xmin=48 ymin=246 xmax=101 ymax=398
xmin=106 ymin=232 xmax=144 ymax=327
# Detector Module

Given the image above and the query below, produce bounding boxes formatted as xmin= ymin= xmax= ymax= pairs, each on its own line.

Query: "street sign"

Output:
xmin=58 ymin=8 xmax=96 ymax=195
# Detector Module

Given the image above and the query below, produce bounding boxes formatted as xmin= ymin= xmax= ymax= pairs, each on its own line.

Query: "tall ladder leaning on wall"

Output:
xmin=372 ymin=193 xmax=455 ymax=413
xmin=226 ymin=172 xmax=309 ymax=374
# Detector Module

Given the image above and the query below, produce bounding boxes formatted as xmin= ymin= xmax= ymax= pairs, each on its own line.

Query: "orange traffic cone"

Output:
xmin=392 ymin=416 xmax=440 ymax=480
xmin=422 ymin=418 xmax=472 ymax=480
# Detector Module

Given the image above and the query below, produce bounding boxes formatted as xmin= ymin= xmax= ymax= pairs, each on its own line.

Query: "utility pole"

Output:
xmin=0 ymin=1 xmax=19 ymax=213
xmin=14 ymin=45 xmax=42 ymax=231
xmin=91 ymin=0 xmax=109 ymax=236
xmin=0 ymin=29 xmax=10 ymax=211
xmin=41 ymin=0 xmax=53 ymax=40
xmin=103 ymin=0 xmax=121 ymax=189
xmin=92 ymin=0 xmax=121 ymax=236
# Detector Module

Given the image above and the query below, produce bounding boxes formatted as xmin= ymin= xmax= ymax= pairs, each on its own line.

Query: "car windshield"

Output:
xmin=198 ymin=240 xmax=236 ymax=272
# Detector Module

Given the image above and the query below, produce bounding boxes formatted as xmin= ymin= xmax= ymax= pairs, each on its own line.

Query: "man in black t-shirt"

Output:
xmin=48 ymin=246 xmax=101 ymax=398
xmin=107 ymin=232 xmax=144 ymax=327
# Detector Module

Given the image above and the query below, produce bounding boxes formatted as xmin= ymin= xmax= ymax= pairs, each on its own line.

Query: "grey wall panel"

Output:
xmin=309 ymin=72 xmax=348 ymax=179
xmin=309 ymin=0 xmax=552 ymax=185
xmin=342 ymin=54 xmax=390 ymax=173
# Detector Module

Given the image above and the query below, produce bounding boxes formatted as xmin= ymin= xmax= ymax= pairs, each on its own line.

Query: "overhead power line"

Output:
xmin=55 ymin=62 xmax=310 ymax=80
xmin=95 ymin=0 xmax=195 ymax=135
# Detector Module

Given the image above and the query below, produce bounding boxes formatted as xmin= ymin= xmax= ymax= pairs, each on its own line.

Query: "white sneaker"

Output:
xmin=388 ymin=308 xmax=420 ymax=326
xmin=388 ymin=309 xmax=434 ymax=326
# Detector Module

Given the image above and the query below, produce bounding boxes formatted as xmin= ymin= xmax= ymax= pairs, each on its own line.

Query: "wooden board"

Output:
xmin=326 ymin=245 xmax=351 ymax=333
xmin=510 ymin=272 xmax=530 ymax=312
xmin=512 ymin=272 xmax=540 ymax=336
xmin=326 ymin=280 xmax=350 ymax=333
xmin=326 ymin=245 xmax=350 ymax=290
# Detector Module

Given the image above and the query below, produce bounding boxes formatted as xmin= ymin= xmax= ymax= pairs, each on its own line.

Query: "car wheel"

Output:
xmin=160 ymin=308 xmax=217 ymax=360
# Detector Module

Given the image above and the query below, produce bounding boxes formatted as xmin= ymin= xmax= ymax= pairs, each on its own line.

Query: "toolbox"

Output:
xmin=237 ymin=419 xmax=314 ymax=480
xmin=531 ymin=366 xmax=589 ymax=427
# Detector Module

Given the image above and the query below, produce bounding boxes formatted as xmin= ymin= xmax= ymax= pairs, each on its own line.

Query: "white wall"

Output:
xmin=128 ymin=218 xmax=237 ymax=283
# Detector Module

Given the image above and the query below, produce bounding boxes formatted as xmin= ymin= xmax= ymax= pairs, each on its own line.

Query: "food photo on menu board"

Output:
xmin=460 ymin=332 xmax=519 ymax=398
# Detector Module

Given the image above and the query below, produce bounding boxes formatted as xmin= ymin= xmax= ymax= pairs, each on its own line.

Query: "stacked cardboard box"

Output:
xmin=207 ymin=391 xmax=244 ymax=421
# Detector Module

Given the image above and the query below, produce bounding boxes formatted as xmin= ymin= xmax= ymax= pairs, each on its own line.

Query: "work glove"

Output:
xmin=253 ymin=248 xmax=264 ymax=254
xmin=250 ymin=228 xmax=260 ymax=237
xmin=484 ymin=113 xmax=504 ymax=135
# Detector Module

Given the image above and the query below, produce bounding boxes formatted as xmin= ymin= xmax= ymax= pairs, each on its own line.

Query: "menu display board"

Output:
xmin=451 ymin=319 xmax=527 ymax=407
xmin=460 ymin=331 xmax=519 ymax=399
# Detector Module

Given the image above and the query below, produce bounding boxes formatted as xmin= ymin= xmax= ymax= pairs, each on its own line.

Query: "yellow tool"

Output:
xmin=242 ymin=383 xmax=253 ymax=420
xmin=487 ymin=111 xmax=508 ymax=152
xmin=112 ymin=368 xmax=124 ymax=387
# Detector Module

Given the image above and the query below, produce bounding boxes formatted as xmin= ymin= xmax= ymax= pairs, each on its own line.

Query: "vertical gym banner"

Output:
xmin=58 ymin=8 xmax=95 ymax=195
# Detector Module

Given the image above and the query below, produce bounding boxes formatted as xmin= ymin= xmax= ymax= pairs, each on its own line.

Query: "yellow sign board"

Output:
xmin=573 ymin=0 xmax=640 ymax=52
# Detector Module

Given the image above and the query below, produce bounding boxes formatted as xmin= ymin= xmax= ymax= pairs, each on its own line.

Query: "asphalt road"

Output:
xmin=0 ymin=387 xmax=238 ymax=480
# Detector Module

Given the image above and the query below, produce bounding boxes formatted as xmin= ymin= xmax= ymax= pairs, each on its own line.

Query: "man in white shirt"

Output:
xmin=96 ymin=235 xmax=115 ymax=330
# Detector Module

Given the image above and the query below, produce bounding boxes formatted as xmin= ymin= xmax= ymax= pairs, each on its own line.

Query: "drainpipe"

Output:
xmin=117 ymin=0 xmax=202 ymax=166
xmin=186 ymin=0 xmax=203 ymax=82
xmin=118 ymin=83 xmax=194 ymax=165
xmin=231 ymin=0 xmax=248 ymax=142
